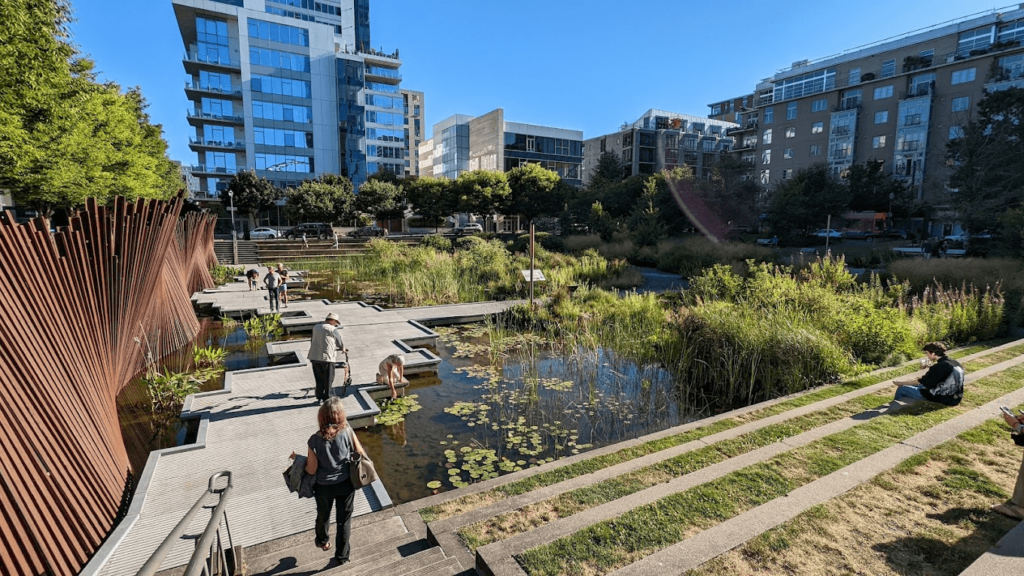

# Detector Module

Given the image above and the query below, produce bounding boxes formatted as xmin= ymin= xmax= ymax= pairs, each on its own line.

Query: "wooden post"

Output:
xmin=529 ymin=223 xmax=535 ymax=308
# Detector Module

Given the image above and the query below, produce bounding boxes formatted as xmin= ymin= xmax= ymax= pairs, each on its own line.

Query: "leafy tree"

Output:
xmin=505 ymin=163 xmax=564 ymax=224
xmin=452 ymin=170 xmax=511 ymax=217
xmin=767 ymin=164 xmax=849 ymax=239
xmin=226 ymin=170 xmax=281 ymax=224
xmin=590 ymin=151 xmax=626 ymax=186
xmin=356 ymin=179 xmax=405 ymax=221
xmin=589 ymin=201 xmax=616 ymax=242
xmin=947 ymin=87 xmax=1024 ymax=233
xmin=845 ymin=160 xmax=907 ymax=213
xmin=591 ymin=175 xmax=647 ymax=219
xmin=0 ymin=0 xmax=179 ymax=215
xmin=406 ymin=177 xmax=456 ymax=232
xmin=285 ymin=174 xmax=355 ymax=223
xmin=630 ymin=177 xmax=665 ymax=247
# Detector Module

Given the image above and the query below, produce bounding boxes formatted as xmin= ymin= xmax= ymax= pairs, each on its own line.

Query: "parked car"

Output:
xmin=286 ymin=222 xmax=333 ymax=240
xmin=348 ymin=225 xmax=387 ymax=238
xmin=944 ymin=232 xmax=969 ymax=243
xmin=454 ymin=223 xmax=483 ymax=236
xmin=811 ymin=229 xmax=842 ymax=239
xmin=250 ymin=227 xmax=281 ymax=240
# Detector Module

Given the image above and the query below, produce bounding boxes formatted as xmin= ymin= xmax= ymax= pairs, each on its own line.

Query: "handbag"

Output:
xmin=350 ymin=452 xmax=378 ymax=488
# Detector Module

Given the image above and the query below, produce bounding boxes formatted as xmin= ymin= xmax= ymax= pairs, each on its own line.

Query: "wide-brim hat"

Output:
xmin=326 ymin=312 xmax=340 ymax=322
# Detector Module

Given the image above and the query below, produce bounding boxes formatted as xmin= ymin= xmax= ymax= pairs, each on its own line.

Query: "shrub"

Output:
xmin=509 ymin=232 xmax=565 ymax=254
xmin=455 ymin=235 xmax=486 ymax=251
xmin=419 ymin=234 xmax=452 ymax=252
xmin=656 ymin=237 xmax=774 ymax=278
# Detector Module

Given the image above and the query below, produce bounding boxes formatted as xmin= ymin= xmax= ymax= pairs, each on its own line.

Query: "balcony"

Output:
xmin=183 ymin=51 xmax=240 ymax=72
xmin=834 ymin=100 xmax=861 ymax=112
xmin=360 ymin=47 xmax=401 ymax=64
xmin=184 ymin=82 xmax=242 ymax=100
xmin=189 ymin=165 xmax=237 ymax=176
xmin=733 ymin=141 xmax=757 ymax=152
xmin=365 ymin=66 xmax=401 ymax=84
xmin=189 ymin=138 xmax=246 ymax=151
xmin=729 ymin=120 xmax=759 ymax=134
xmin=187 ymin=111 xmax=245 ymax=126
xmin=900 ymin=81 xmax=934 ymax=100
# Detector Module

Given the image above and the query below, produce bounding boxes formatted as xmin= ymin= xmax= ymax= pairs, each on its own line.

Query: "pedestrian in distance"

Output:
xmin=292 ymin=397 xmax=367 ymax=565
xmin=892 ymin=342 xmax=965 ymax=406
xmin=993 ymin=407 xmax=1024 ymax=519
xmin=246 ymin=268 xmax=259 ymax=291
xmin=302 ymin=232 xmax=309 ymax=249
xmin=771 ymin=235 xmax=779 ymax=249
xmin=277 ymin=263 xmax=289 ymax=308
xmin=376 ymin=354 xmax=405 ymax=400
xmin=264 ymin=266 xmax=281 ymax=312
xmin=309 ymin=312 xmax=346 ymax=403
xmin=333 ymin=230 xmax=340 ymax=250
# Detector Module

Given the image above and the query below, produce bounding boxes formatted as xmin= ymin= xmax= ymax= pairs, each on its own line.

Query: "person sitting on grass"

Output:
xmin=376 ymin=354 xmax=405 ymax=400
xmin=892 ymin=342 xmax=965 ymax=406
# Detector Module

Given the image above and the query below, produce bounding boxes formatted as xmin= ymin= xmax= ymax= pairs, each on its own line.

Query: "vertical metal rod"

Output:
xmin=529 ymin=223 xmax=535 ymax=308
xmin=824 ymin=214 xmax=831 ymax=254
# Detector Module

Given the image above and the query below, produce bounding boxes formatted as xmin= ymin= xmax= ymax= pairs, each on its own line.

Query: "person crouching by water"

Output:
xmin=376 ymin=354 xmax=405 ymax=400
xmin=893 ymin=342 xmax=965 ymax=406
xmin=304 ymin=397 xmax=366 ymax=565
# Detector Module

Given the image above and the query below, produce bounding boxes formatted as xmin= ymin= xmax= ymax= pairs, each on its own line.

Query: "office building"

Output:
xmin=582 ymin=109 xmax=738 ymax=185
xmin=401 ymin=89 xmax=425 ymax=177
xmin=707 ymin=5 xmax=1024 ymax=230
xmin=172 ymin=0 xmax=407 ymax=201
xmin=419 ymin=108 xmax=584 ymax=187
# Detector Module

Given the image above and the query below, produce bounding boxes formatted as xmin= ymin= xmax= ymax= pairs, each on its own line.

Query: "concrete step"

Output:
xmin=401 ymin=556 xmax=463 ymax=576
xmin=245 ymin=532 xmax=425 ymax=576
xmin=320 ymin=546 xmax=447 ymax=576
xmin=243 ymin=514 xmax=407 ymax=564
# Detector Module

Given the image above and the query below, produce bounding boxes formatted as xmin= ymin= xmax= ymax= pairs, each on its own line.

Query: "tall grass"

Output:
xmin=890 ymin=257 xmax=1024 ymax=327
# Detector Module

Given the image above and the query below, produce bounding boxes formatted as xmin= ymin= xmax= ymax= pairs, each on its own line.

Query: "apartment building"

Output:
xmin=172 ymin=0 xmax=406 ymax=200
xmin=420 ymin=109 xmax=585 ymax=187
xmin=401 ymin=89 xmax=425 ymax=177
xmin=708 ymin=6 xmax=1024 ymax=217
xmin=582 ymin=109 xmax=738 ymax=186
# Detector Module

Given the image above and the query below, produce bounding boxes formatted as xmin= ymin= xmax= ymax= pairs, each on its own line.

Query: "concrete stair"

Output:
xmin=214 ymin=240 xmax=260 ymax=265
xmin=242 ymin=512 xmax=463 ymax=576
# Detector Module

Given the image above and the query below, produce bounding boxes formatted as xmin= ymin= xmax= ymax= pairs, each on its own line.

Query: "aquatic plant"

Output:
xmin=192 ymin=344 xmax=227 ymax=368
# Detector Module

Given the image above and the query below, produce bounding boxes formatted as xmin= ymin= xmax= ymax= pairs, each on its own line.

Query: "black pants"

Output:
xmin=267 ymin=286 xmax=279 ymax=311
xmin=313 ymin=480 xmax=356 ymax=560
xmin=311 ymin=360 xmax=335 ymax=401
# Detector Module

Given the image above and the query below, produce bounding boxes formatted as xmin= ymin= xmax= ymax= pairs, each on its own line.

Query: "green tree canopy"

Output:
xmin=0 ymin=0 xmax=180 ymax=215
xmin=285 ymin=174 xmax=355 ymax=223
xmin=590 ymin=151 xmax=626 ymax=187
xmin=452 ymin=170 xmax=511 ymax=217
xmin=767 ymin=164 xmax=849 ymax=239
xmin=505 ymin=163 xmax=564 ymax=223
xmin=356 ymin=179 xmax=405 ymax=221
xmin=406 ymin=177 xmax=456 ymax=231
xmin=226 ymin=170 xmax=281 ymax=221
xmin=845 ymin=160 xmax=908 ymax=213
xmin=629 ymin=176 xmax=665 ymax=247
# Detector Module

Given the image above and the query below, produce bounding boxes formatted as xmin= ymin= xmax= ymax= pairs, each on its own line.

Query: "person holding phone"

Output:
xmin=892 ymin=342 xmax=965 ymax=406
xmin=993 ymin=406 xmax=1024 ymax=520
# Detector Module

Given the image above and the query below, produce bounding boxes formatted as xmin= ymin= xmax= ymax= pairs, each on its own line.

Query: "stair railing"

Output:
xmin=138 ymin=471 xmax=236 ymax=576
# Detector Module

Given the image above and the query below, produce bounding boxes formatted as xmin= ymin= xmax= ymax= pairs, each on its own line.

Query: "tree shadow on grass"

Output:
xmin=872 ymin=506 xmax=1020 ymax=575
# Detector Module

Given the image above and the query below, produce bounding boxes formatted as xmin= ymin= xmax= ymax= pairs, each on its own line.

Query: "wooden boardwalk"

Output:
xmin=91 ymin=286 xmax=518 ymax=576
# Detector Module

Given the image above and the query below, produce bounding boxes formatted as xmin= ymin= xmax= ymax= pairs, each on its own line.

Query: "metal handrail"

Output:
xmin=138 ymin=471 xmax=234 ymax=576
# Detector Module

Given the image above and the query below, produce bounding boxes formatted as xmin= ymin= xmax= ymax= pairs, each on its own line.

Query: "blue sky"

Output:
xmin=69 ymin=0 xmax=995 ymax=164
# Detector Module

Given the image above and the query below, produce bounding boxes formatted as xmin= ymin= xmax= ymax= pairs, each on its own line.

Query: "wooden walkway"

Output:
xmin=90 ymin=285 xmax=518 ymax=576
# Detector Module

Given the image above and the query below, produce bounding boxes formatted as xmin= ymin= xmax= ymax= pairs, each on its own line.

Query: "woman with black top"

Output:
xmin=303 ymin=397 xmax=366 ymax=565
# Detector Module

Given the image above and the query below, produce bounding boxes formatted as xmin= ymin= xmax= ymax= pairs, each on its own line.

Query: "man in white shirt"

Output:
xmin=308 ymin=312 xmax=346 ymax=403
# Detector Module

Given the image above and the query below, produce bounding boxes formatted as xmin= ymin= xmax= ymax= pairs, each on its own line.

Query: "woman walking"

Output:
xmin=303 ymin=397 xmax=366 ymax=565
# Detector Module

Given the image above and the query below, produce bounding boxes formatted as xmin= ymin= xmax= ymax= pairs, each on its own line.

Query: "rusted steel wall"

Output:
xmin=0 ymin=196 xmax=217 ymax=575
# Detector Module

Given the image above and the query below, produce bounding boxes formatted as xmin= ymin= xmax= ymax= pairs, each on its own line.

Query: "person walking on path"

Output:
xmin=276 ymin=263 xmax=289 ymax=308
xmin=293 ymin=398 xmax=367 ymax=565
xmin=376 ymin=354 xmax=405 ymax=400
xmin=993 ymin=409 xmax=1024 ymax=519
xmin=333 ymin=230 xmax=340 ymax=249
xmin=246 ymin=268 xmax=259 ymax=291
xmin=302 ymin=232 xmax=309 ymax=249
xmin=309 ymin=312 xmax=346 ymax=403
xmin=264 ymin=266 xmax=281 ymax=312
xmin=892 ymin=342 xmax=965 ymax=405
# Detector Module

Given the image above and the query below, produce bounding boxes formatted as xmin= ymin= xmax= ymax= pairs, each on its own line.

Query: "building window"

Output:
xmin=811 ymin=122 xmax=823 ymax=134
xmin=248 ymin=19 xmax=309 ymax=47
xmin=760 ymin=169 xmax=770 ymax=185
xmin=786 ymin=102 xmax=797 ymax=120
xmin=786 ymin=127 xmax=796 ymax=138
xmin=997 ymin=53 xmax=1024 ymax=82
xmin=873 ymin=85 xmax=893 ymax=99
xmin=949 ymin=126 xmax=965 ymax=140
xmin=874 ymin=111 xmax=888 ymax=124
xmin=951 ymin=68 xmax=977 ymax=84
xmin=958 ymin=27 xmax=993 ymax=55
xmin=809 ymin=144 xmax=821 ymax=156
xmin=848 ymin=68 xmax=861 ymax=85
xmin=999 ymin=20 xmax=1024 ymax=44
xmin=762 ymin=149 xmax=771 ymax=164
xmin=772 ymin=68 xmax=836 ymax=102
xmin=782 ymin=169 xmax=794 ymax=180
xmin=841 ymin=89 xmax=862 ymax=109
xmin=872 ymin=135 xmax=886 ymax=148
xmin=762 ymin=128 xmax=772 ymax=145
xmin=811 ymin=98 xmax=828 ymax=112
xmin=951 ymin=96 xmax=970 ymax=112
xmin=526 ymin=136 xmax=535 ymax=152
xmin=710 ymin=104 xmax=722 ymax=116
xmin=784 ymin=148 xmax=794 ymax=159
xmin=881 ymin=59 xmax=896 ymax=78
xmin=764 ymin=107 xmax=774 ymax=124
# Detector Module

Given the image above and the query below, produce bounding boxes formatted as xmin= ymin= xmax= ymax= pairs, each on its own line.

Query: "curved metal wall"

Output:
xmin=0 ymin=196 xmax=217 ymax=575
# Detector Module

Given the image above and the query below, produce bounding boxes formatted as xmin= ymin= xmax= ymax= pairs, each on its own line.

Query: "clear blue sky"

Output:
xmin=69 ymin=0 xmax=999 ymax=165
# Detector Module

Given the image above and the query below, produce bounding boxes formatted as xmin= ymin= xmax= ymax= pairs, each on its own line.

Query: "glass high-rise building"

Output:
xmin=172 ymin=0 xmax=405 ymax=199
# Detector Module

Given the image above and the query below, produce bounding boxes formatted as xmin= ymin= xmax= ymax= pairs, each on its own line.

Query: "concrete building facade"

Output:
xmin=707 ymin=6 xmax=1024 ymax=219
xmin=400 ymin=89 xmax=425 ymax=177
xmin=582 ymin=109 xmax=738 ymax=186
xmin=172 ymin=0 xmax=405 ymax=200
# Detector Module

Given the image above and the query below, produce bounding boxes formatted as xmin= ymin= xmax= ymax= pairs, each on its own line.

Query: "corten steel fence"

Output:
xmin=0 ymin=196 xmax=217 ymax=576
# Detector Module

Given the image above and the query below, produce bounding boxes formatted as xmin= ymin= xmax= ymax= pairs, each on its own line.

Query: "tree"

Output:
xmin=505 ymin=163 xmax=564 ymax=224
xmin=452 ymin=170 xmax=511 ymax=217
xmin=0 ymin=1 xmax=180 ymax=215
xmin=947 ymin=87 xmax=1024 ymax=233
xmin=630 ymin=177 xmax=665 ymax=247
xmin=356 ymin=179 xmax=405 ymax=222
xmin=845 ymin=160 xmax=907 ymax=213
xmin=590 ymin=152 xmax=626 ymax=186
xmin=767 ymin=164 xmax=849 ymax=239
xmin=406 ymin=177 xmax=456 ymax=232
xmin=226 ymin=170 xmax=281 ymax=225
xmin=285 ymin=174 xmax=355 ymax=223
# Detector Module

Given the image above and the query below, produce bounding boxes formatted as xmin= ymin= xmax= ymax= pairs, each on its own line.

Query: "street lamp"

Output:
xmin=888 ymin=192 xmax=895 ymax=230
xmin=228 ymin=190 xmax=236 ymax=239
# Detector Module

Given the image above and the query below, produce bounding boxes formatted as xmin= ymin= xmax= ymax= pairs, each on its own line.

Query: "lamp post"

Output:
xmin=888 ymin=192 xmax=895 ymax=230
xmin=228 ymin=190 xmax=237 ymax=239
